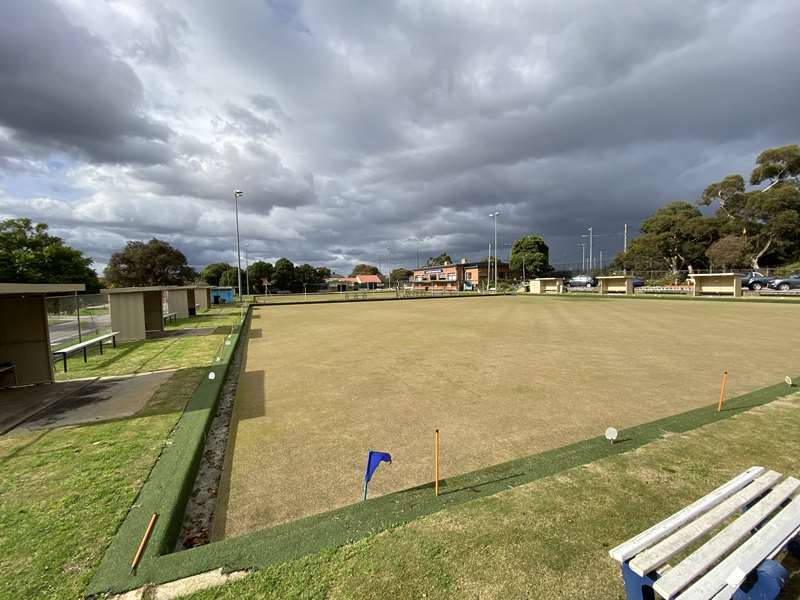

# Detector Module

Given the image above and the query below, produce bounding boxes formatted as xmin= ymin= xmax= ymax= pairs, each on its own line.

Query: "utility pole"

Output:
xmin=490 ymin=211 xmax=500 ymax=290
xmin=588 ymin=226 xmax=593 ymax=273
xmin=386 ymin=246 xmax=391 ymax=289
xmin=244 ymin=244 xmax=250 ymax=296
xmin=600 ymin=249 xmax=604 ymax=269
xmin=488 ymin=242 xmax=492 ymax=289
xmin=623 ymin=223 xmax=628 ymax=275
xmin=233 ymin=190 xmax=243 ymax=298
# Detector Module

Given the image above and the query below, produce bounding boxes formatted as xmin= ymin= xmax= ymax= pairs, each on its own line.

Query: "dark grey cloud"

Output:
xmin=0 ymin=0 xmax=170 ymax=165
xmin=1 ymin=0 xmax=799 ymax=276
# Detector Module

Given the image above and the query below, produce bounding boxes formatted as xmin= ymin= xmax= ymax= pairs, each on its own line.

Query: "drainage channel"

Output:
xmin=175 ymin=324 xmax=247 ymax=551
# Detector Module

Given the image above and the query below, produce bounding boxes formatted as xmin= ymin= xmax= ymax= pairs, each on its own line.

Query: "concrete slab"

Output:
xmin=16 ymin=370 xmax=173 ymax=431
xmin=0 ymin=380 xmax=94 ymax=435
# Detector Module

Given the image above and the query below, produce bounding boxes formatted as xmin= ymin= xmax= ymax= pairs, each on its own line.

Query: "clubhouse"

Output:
xmin=409 ymin=260 xmax=509 ymax=291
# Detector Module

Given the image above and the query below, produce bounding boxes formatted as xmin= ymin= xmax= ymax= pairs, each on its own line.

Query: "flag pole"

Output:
xmin=363 ymin=479 xmax=368 ymax=501
xmin=435 ymin=429 xmax=440 ymax=496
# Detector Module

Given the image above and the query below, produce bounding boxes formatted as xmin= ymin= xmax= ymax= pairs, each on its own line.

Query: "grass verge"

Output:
xmin=0 ymin=367 xmax=205 ymax=599
xmin=54 ymin=306 xmax=242 ymax=381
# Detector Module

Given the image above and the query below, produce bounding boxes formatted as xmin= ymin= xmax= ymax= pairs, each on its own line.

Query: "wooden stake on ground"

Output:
xmin=717 ymin=371 xmax=728 ymax=412
xmin=130 ymin=513 xmax=158 ymax=574
xmin=435 ymin=429 xmax=440 ymax=496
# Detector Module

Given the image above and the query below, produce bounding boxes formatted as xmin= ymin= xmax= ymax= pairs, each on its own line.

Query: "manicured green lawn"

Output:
xmin=0 ymin=367 xmax=205 ymax=599
xmin=54 ymin=306 xmax=242 ymax=380
xmin=187 ymin=391 xmax=800 ymax=599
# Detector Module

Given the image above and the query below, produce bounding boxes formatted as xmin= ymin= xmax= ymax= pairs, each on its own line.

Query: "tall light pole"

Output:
xmin=623 ymin=223 xmax=628 ymax=275
xmin=233 ymin=190 xmax=243 ymax=297
xmin=386 ymin=246 xmax=391 ymax=289
xmin=490 ymin=211 xmax=500 ymax=290
xmin=244 ymin=244 xmax=250 ymax=296
xmin=580 ymin=242 xmax=586 ymax=272
xmin=587 ymin=226 xmax=593 ymax=273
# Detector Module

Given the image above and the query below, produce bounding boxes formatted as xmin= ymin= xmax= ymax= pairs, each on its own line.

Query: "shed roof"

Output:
xmin=356 ymin=275 xmax=382 ymax=284
xmin=102 ymin=286 xmax=165 ymax=294
xmin=0 ymin=283 xmax=86 ymax=295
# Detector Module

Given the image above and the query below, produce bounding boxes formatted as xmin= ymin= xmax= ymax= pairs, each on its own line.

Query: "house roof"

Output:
xmin=355 ymin=274 xmax=382 ymax=284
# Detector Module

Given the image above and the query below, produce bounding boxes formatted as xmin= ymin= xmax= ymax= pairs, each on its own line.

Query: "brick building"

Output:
xmin=409 ymin=260 xmax=509 ymax=291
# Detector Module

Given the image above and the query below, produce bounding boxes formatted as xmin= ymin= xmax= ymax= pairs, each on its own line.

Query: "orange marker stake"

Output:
xmin=130 ymin=513 xmax=158 ymax=574
xmin=435 ymin=429 xmax=440 ymax=496
xmin=717 ymin=371 xmax=728 ymax=412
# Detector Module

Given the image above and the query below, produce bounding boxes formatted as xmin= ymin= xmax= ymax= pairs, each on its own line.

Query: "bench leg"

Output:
xmin=63 ymin=355 xmax=68 ymax=373
xmin=732 ymin=559 xmax=787 ymax=600
xmin=83 ymin=347 xmax=88 ymax=363
xmin=99 ymin=340 xmax=103 ymax=355
xmin=112 ymin=336 xmax=116 ymax=349
xmin=620 ymin=562 xmax=657 ymax=600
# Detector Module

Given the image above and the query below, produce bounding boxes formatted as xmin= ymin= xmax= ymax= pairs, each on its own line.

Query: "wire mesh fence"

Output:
xmin=46 ymin=293 xmax=111 ymax=351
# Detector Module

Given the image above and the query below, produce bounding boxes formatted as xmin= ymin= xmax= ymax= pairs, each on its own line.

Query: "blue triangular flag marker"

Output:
xmin=363 ymin=450 xmax=392 ymax=500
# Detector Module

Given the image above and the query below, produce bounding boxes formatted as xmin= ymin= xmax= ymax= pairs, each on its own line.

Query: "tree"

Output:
xmin=218 ymin=267 xmax=239 ymax=288
xmin=706 ymin=235 xmax=748 ymax=269
xmin=509 ymin=234 xmax=553 ymax=278
xmin=315 ymin=266 xmax=332 ymax=280
xmin=350 ymin=264 xmax=381 ymax=277
xmin=699 ymin=175 xmax=746 ymax=220
xmin=105 ymin=239 xmax=195 ymax=287
xmin=247 ymin=261 xmax=273 ymax=293
xmin=272 ymin=258 xmax=296 ymax=291
xmin=200 ymin=262 xmax=232 ymax=286
xmin=390 ymin=268 xmax=413 ymax=286
xmin=425 ymin=253 xmax=452 ymax=266
xmin=0 ymin=218 xmax=100 ymax=291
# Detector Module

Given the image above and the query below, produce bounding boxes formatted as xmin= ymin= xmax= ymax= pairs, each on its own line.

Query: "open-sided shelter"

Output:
xmin=0 ymin=283 xmax=86 ymax=386
xmin=103 ymin=286 xmax=165 ymax=343
xmin=166 ymin=287 xmax=194 ymax=318
xmin=194 ymin=285 xmax=212 ymax=310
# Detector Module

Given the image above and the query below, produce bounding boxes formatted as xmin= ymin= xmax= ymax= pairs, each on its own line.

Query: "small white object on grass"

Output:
xmin=787 ymin=376 xmax=794 ymax=387
xmin=208 ymin=372 xmax=216 ymax=380
xmin=605 ymin=427 xmax=618 ymax=444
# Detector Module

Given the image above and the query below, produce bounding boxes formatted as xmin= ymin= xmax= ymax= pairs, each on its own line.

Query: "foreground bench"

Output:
xmin=52 ymin=331 xmax=120 ymax=373
xmin=609 ymin=466 xmax=800 ymax=599
xmin=163 ymin=311 xmax=177 ymax=324
xmin=0 ymin=362 xmax=16 ymax=386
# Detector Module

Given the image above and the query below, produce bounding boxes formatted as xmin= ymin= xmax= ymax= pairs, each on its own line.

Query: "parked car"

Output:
xmin=767 ymin=274 xmax=800 ymax=291
xmin=740 ymin=271 xmax=774 ymax=290
xmin=566 ymin=275 xmax=597 ymax=288
xmin=632 ymin=278 xmax=645 ymax=288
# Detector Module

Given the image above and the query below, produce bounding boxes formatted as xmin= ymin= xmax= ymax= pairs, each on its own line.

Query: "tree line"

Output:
xmin=613 ymin=144 xmax=800 ymax=277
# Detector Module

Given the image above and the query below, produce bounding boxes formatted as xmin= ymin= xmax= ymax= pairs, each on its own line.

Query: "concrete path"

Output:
xmin=0 ymin=379 xmax=95 ymax=435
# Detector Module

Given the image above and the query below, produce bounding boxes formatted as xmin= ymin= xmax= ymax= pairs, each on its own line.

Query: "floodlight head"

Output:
xmin=234 ymin=189 xmax=243 ymax=197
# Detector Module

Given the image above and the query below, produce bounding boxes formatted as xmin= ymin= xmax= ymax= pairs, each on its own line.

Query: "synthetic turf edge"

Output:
xmin=87 ymin=308 xmax=250 ymax=596
xmin=85 ymin=307 xmax=798 ymax=597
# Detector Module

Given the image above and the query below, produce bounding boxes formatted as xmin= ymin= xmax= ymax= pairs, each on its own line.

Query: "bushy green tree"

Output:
xmin=0 ymin=218 xmax=100 ymax=291
xmin=424 ymin=253 xmax=452 ymax=266
xmin=350 ymin=264 xmax=381 ymax=277
xmin=509 ymin=234 xmax=552 ymax=278
xmin=218 ymin=267 xmax=239 ymax=288
xmin=272 ymin=257 xmax=296 ymax=290
xmin=246 ymin=261 xmax=273 ymax=293
xmin=705 ymin=235 xmax=748 ymax=269
xmin=200 ymin=262 xmax=232 ymax=286
xmin=105 ymin=239 xmax=195 ymax=287
xmin=390 ymin=268 xmax=413 ymax=285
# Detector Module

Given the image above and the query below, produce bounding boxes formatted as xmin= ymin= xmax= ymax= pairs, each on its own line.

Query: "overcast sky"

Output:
xmin=1 ymin=0 xmax=799 ymax=275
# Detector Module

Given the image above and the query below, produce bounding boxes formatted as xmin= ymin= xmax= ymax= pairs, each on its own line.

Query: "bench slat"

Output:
xmin=609 ymin=467 xmax=765 ymax=563
xmin=654 ymin=476 xmax=800 ymax=599
xmin=678 ymin=491 xmax=800 ymax=599
xmin=54 ymin=332 xmax=120 ymax=355
xmin=630 ymin=471 xmax=783 ymax=576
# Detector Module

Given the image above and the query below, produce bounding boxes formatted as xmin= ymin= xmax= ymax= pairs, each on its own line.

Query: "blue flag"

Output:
xmin=364 ymin=450 xmax=392 ymax=484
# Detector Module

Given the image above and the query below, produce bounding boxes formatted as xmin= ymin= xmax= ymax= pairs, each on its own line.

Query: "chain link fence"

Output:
xmin=46 ymin=293 xmax=111 ymax=351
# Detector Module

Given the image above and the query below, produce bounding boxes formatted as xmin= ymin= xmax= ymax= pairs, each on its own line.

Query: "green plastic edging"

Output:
xmin=86 ymin=356 xmax=798 ymax=595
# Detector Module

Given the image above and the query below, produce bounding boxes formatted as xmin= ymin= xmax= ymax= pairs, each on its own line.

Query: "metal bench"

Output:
xmin=0 ymin=362 xmax=16 ymax=386
xmin=610 ymin=466 xmax=800 ymax=599
xmin=52 ymin=331 xmax=120 ymax=373
xmin=163 ymin=312 xmax=177 ymax=324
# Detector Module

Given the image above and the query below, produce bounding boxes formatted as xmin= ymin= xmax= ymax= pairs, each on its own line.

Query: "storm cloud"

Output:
xmin=1 ymin=0 xmax=799 ymax=274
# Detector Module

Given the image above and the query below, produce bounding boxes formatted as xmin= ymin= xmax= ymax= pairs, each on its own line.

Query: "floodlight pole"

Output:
xmin=623 ymin=223 xmax=628 ymax=275
xmin=588 ymin=226 xmax=593 ymax=273
xmin=580 ymin=242 xmax=586 ymax=273
xmin=490 ymin=211 xmax=500 ymax=291
xmin=233 ymin=190 xmax=243 ymax=298
xmin=244 ymin=244 xmax=250 ymax=296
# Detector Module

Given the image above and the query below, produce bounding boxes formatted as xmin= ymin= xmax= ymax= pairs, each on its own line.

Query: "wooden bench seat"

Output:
xmin=52 ymin=331 xmax=120 ymax=373
xmin=163 ymin=312 xmax=177 ymax=324
xmin=609 ymin=466 xmax=800 ymax=599
xmin=0 ymin=362 xmax=16 ymax=386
